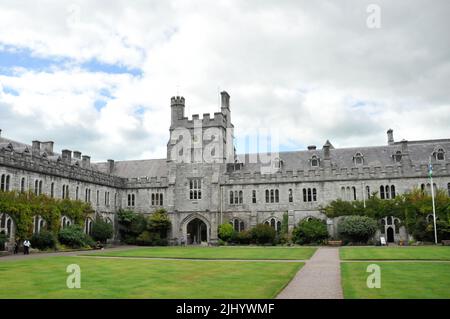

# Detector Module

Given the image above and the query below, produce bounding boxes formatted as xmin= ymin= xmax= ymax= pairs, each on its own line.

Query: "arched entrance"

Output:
xmin=187 ymin=218 xmax=207 ymax=245
xmin=387 ymin=227 xmax=395 ymax=243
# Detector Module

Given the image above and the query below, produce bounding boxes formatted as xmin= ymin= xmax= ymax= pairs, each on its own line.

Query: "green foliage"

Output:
xmin=218 ymin=223 xmax=235 ymax=242
xmin=338 ymin=216 xmax=378 ymax=243
xmin=281 ymin=213 xmax=289 ymax=235
xmin=58 ymin=225 xmax=93 ymax=248
xmin=250 ymin=224 xmax=276 ymax=245
xmin=31 ymin=230 xmax=57 ymax=250
xmin=0 ymin=190 xmax=93 ymax=239
xmin=135 ymin=231 xmax=168 ymax=246
xmin=117 ymin=209 xmax=147 ymax=244
xmin=321 ymin=188 xmax=450 ymax=241
xmin=0 ymin=231 xmax=7 ymax=250
xmin=147 ymin=209 xmax=171 ymax=239
xmin=91 ymin=217 xmax=114 ymax=243
xmin=292 ymin=218 xmax=328 ymax=245
xmin=235 ymin=230 xmax=252 ymax=245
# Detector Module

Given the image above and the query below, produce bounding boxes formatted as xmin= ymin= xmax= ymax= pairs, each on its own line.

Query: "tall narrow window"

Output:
xmin=385 ymin=185 xmax=390 ymax=199
xmin=303 ymin=188 xmax=307 ymax=202
xmin=391 ymin=185 xmax=396 ymax=199
xmin=0 ymin=174 xmax=4 ymax=191
xmin=38 ymin=180 xmax=42 ymax=195
xmin=270 ymin=189 xmax=274 ymax=203
xmin=5 ymin=175 xmax=10 ymax=191
xmin=20 ymin=177 xmax=26 ymax=193
xmin=380 ymin=185 xmax=385 ymax=199
xmin=307 ymin=188 xmax=312 ymax=202
xmin=252 ymin=190 xmax=256 ymax=203
xmin=447 ymin=183 xmax=450 ymax=196
xmin=288 ymin=189 xmax=293 ymax=203
xmin=275 ymin=189 xmax=279 ymax=203
xmin=352 ymin=186 xmax=357 ymax=201
xmin=96 ymin=190 xmax=100 ymax=205
xmin=366 ymin=185 xmax=370 ymax=199
xmin=229 ymin=191 xmax=233 ymax=205
xmin=265 ymin=190 xmax=270 ymax=203
xmin=239 ymin=190 xmax=243 ymax=204
xmin=160 ymin=193 xmax=163 ymax=206
xmin=311 ymin=156 xmax=319 ymax=167
xmin=76 ymin=187 xmax=79 ymax=200
xmin=50 ymin=183 xmax=54 ymax=198
xmin=312 ymin=188 xmax=317 ymax=201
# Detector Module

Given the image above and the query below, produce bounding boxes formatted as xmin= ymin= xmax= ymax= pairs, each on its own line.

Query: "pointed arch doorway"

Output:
xmin=187 ymin=218 xmax=207 ymax=245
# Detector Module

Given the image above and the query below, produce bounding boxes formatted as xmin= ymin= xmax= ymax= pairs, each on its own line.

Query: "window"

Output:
xmin=275 ymin=189 xmax=279 ymax=203
xmin=229 ymin=191 xmax=234 ymax=204
xmin=385 ymin=185 xmax=390 ymax=199
xmin=85 ymin=188 xmax=91 ymax=203
xmin=189 ymin=179 xmax=202 ymax=200
xmin=96 ymin=190 xmax=99 ymax=205
xmin=20 ymin=177 xmax=26 ymax=192
xmin=61 ymin=216 xmax=71 ymax=229
xmin=270 ymin=189 xmax=274 ymax=203
xmin=265 ymin=189 xmax=279 ymax=203
xmin=127 ymin=194 xmax=135 ymax=207
xmin=394 ymin=151 xmax=402 ymax=162
xmin=239 ymin=191 xmax=243 ymax=204
xmin=62 ymin=184 xmax=69 ymax=199
xmin=50 ymin=183 xmax=54 ymax=198
xmin=76 ymin=187 xmax=79 ymax=200
xmin=265 ymin=190 xmax=270 ymax=203
xmin=39 ymin=180 xmax=43 ymax=195
xmin=288 ymin=189 xmax=293 ymax=203
xmin=354 ymin=152 xmax=363 ymax=165
xmin=303 ymin=188 xmax=317 ymax=202
xmin=391 ymin=185 xmax=396 ymax=199
xmin=34 ymin=179 xmax=43 ymax=195
xmin=252 ymin=190 xmax=256 ymax=203
xmin=380 ymin=185 xmax=385 ymax=199
xmin=265 ymin=218 xmax=281 ymax=232
xmin=448 ymin=183 xmax=450 ymax=197
xmin=311 ymin=155 xmax=319 ymax=167
xmin=1 ymin=174 xmax=11 ymax=192
xmin=352 ymin=186 xmax=357 ymax=201
xmin=151 ymin=192 xmax=163 ymax=206
xmin=380 ymin=185 xmax=396 ymax=200
xmin=85 ymin=218 xmax=93 ymax=235
xmin=436 ymin=148 xmax=445 ymax=161
xmin=366 ymin=185 xmax=370 ymax=199
xmin=230 ymin=218 xmax=245 ymax=232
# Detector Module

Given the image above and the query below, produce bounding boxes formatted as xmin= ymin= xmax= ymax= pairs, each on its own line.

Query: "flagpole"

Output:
xmin=428 ymin=159 xmax=438 ymax=245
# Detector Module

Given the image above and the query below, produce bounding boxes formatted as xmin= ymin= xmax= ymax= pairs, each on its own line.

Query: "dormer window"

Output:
xmin=354 ymin=152 xmax=364 ymax=165
xmin=436 ymin=148 xmax=445 ymax=161
xmin=273 ymin=157 xmax=282 ymax=169
xmin=394 ymin=151 xmax=402 ymax=163
xmin=311 ymin=155 xmax=319 ymax=167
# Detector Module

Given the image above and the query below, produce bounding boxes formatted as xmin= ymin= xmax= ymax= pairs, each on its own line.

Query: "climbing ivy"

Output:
xmin=0 ymin=190 xmax=94 ymax=240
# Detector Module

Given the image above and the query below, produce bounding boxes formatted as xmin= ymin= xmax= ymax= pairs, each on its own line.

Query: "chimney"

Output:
xmin=61 ymin=149 xmax=72 ymax=163
xmin=73 ymin=151 xmax=82 ymax=160
xmin=41 ymin=141 xmax=54 ymax=154
xmin=0 ymin=129 xmax=2 ymax=137
xmin=32 ymin=141 xmax=41 ymax=155
xmin=400 ymin=139 xmax=408 ymax=153
xmin=387 ymin=129 xmax=394 ymax=145
xmin=82 ymin=155 xmax=91 ymax=168
xmin=220 ymin=91 xmax=230 ymax=109
xmin=307 ymin=145 xmax=317 ymax=151
xmin=107 ymin=159 xmax=114 ymax=174
xmin=323 ymin=140 xmax=332 ymax=160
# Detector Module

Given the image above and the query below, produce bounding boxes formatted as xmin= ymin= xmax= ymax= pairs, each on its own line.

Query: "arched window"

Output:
xmin=270 ymin=189 xmax=274 ymax=203
xmin=5 ymin=175 xmax=10 ymax=191
xmin=229 ymin=191 xmax=233 ymax=205
xmin=380 ymin=185 xmax=385 ymax=199
xmin=275 ymin=189 xmax=279 ymax=203
xmin=394 ymin=151 xmax=402 ymax=162
xmin=387 ymin=216 xmax=392 ymax=225
xmin=380 ymin=219 xmax=386 ymax=234
xmin=38 ymin=180 xmax=42 ymax=195
xmin=436 ymin=148 xmax=445 ymax=161
xmin=341 ymin=186 xmax=345 ymax=199
xmin=20 ymin=177 xmax=26 ymax=193
xmin=303 ymin=188 xmax=307 ymax=202
xmin=394 ymin=219 xmax=400 ymax=234
xmin=307 ymin=188 xmax=312 ymax=202
xmin=265 ymin=190 xmax=270 ymax=203
xmin=354 ymin=152 xmax=363 ymax=165
xmin=85 ymin=218 xmax=93 ymax=235
xmin=252 ymin=190 xmax=257 ymax=203
xmin=366 ymin=185 xmax=370 ymax=199
xmin=352 ymin=187 xmax=357 ymax=201
xmin=311 ymin=155 xmax=319 ymax=167
xmin=239 ymin=191 xmax=243 ymax=204
xmin=270 ymin=218 xmax=275 ymax=228
xmin=0 ymin=174 xmax=5 ymax=191
xmin=288 ymin=189 xmax=293 ymax=202
xmin=391 ymin=185 xmax=396 ymax=199
xmin=385 ymin=185 xmax=390 ymax=199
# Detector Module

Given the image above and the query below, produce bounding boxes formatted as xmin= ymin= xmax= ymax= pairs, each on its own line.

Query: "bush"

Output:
xmin=218 ymin=223 xmax=235 ymax=242
xmin=0 ymin=231 xmax=7 ymax=251
xmin=31 ymin=230 xmax=56 ymax=250
xmin=58 ymin=225 xmax=93 ymax=248
xmin=236 ymin=230 xmax=251 ymax=245
xmin=338 ymin=215 xmax=378 ymax=243
xmin=136 ymin=231 xmax=168 ymax=246
xmin=147 ymin=209 xmax=171 ymax=239
xmin=292 ymin=218 xmax=328 ymax=245
xmin=91 ymin=217 xmax=113 ymax=243
xmin=117 ymin=210 xmax=147 ymax=244
xmin=250 ymin=224 xmax=276 ymax=245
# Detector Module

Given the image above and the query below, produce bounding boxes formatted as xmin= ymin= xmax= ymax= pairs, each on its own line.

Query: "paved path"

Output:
xmin=277 ymin=247 xmax=343 ymax=299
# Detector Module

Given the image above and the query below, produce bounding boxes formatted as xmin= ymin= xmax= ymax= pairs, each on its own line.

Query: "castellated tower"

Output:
xmin=167 ymin=91 xmax=235 ymax=163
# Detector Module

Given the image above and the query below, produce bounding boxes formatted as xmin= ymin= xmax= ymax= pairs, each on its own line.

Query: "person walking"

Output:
xmin=14 ymin=240 xmax=19 ymax=254
xmin=23 ymin=239 xmax=31 ymax=255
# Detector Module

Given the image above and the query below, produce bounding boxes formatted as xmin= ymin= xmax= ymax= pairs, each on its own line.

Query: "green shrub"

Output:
xmin=250 ymin=224 xmax=276 ymax=245
xmin=58 ymin=225 xmax=93 ymax=248
xmin=338 ymin=215 xmax=378 ymax=243
xmin=135 ymin=231 xmax=168 ymax=246
xmin=236 ymin=230 xmax=251 ymax=245
xmin=91 ymin=217 xmax=113 ymax=243
xmin=292 ymin=218 xmax=328 ymax=245
xmin=117 ymin=210 xmax=147 ymax=244
xmin=31 ymin=230 xmax=56 ymax=250
xmin=147 ymin=209 xmax=171 ymax=239
xmin=218 ymin=223 xmax=235 ymax=242
xmin=0 ymin=231 xmax=7 ymax=251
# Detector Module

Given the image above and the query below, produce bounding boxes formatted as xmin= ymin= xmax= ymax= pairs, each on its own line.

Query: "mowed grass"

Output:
xmin=340 ymin=246 xmax=450 ymax=260
xmin=341 ymin=262 xmax=450 ymax=299
xmin=0 ymin=256 xmax=302 ymax=299
xmin=87 ymin=246 xmax=316 ymax=260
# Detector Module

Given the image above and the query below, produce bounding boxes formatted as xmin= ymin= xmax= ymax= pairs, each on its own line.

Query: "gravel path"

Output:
xmin=277 ymin=247 xmax=343 ymax=299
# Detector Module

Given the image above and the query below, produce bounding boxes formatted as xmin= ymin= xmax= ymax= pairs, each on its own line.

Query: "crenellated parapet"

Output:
xmin=124 ymin=176 xmax=169 ymax=189
xmin=0 ymin=148 xmax=124 ymax=188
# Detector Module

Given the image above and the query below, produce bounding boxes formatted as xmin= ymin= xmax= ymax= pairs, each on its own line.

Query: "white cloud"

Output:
xmin=0 ymin=0 xmax=449 ymax=162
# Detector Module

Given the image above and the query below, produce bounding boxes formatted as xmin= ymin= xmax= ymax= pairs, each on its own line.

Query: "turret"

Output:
xmin=170 ymin=96 xmax=185 ymax=126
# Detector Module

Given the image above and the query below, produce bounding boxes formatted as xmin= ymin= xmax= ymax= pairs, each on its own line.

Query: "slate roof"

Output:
xmin=95 ymin=159 xmax=168 ymax=179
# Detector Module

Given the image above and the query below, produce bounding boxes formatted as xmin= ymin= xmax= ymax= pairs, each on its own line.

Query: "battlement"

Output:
xmin=172 ymin=112 xmax=227 ymax=129
xmin=171 ymin=96 xmax=185 ymax=106
xmin=0 ymin=147 xmax=124 ymax=188
xmin=124 ymin=176 xmax=169 ymax=189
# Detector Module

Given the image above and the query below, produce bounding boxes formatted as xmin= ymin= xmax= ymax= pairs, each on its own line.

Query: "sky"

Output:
xmin=0 ymin=0 xmax=449 ymax=162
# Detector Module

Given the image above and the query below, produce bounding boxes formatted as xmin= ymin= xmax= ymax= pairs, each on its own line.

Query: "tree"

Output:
xmin=218 ymin=223 xmax=234 ymax=242
xmin=292 ymin=218 xmax=328 ymax=244
xmin=147 ymin=209 xmax=171 ymax=239
xmin=250 ymin=224 xmax=276 ymax=245
xmin=91 ymin=216 xmax=113 ymax=243
xmin=338 ymin=215 xmax=378 ymax=243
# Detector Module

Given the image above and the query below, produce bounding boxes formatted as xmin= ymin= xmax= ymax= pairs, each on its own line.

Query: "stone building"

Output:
xmin=1 ymin=91 xmax=450 ymax=245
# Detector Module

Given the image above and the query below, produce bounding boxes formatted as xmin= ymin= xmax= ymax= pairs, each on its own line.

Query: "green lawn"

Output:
xmin=341 ymin=262 xmax=450 ymax=299
xmin=87 ymin=246 xmax=316 ymax=260
xmin=340 ymin=246 xmax=450 ymax=260
xmin=0 ymin=256 xmax=302 ymax=298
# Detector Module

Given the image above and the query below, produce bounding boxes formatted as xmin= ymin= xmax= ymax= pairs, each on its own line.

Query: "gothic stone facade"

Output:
xmin=1 ymin=91 xmax=450 ymax=245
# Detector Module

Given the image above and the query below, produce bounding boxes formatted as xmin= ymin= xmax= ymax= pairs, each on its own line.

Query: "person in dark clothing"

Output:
xmin=23 ymin=239 xmax=30 ymax=255
xmin=14 ymin=241 xmax=19 ymax=254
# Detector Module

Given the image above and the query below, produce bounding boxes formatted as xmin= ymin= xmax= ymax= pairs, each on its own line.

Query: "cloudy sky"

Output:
xmin=0 ymin=0 xmax=449 ymax=162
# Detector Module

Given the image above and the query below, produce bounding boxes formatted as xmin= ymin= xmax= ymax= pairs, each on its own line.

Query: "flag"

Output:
xmin=428 ymin=164 xmax=433 ymax=177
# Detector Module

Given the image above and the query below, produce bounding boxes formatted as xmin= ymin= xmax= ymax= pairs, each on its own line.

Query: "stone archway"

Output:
xmin=181 ymin=213 xmax=210 ymax=245
xmin=187 ymin=218 xmax=207 ymax=245
xmin=387 ymin=227 xmax=395 ymax=243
